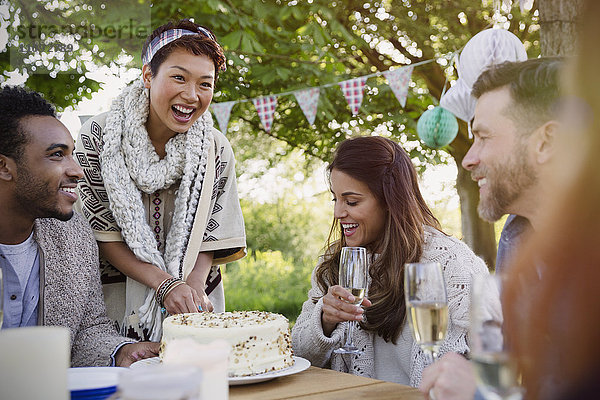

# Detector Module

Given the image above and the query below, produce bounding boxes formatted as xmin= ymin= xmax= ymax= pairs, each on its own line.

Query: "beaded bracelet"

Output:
xmin=162 ymin=280 xmax=186 ymax=306
xmin=157 ymin=279 xmax=179 ymax=306
xmin=155 ymin=277 xmax=182 ymax=307
xmin=155 ymin=277 xmax=172 ymax=299
xmin=155 ymin=277 xmax=177 ymax=302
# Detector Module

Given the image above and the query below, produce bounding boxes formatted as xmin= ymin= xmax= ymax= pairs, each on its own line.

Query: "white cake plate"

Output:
xmin=130 ymin=356 xmax=311 ymax=386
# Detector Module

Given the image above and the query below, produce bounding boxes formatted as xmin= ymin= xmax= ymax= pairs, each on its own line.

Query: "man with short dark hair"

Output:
xmin=419 ymin=57 xmax=563 ymax=400
xmin=464 ymin=57 xmax=563 ymax=274
xmin=0 ymin=86 xmax=159 ymax=366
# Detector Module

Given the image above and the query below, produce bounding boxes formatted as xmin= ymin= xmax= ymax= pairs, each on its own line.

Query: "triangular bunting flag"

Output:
xmin=294 ymin=87 xmax=320 ymax=125
xmin=383 ymin=66 xmax=413 ymax=107
xmin=252 ymin=96 xmax=278 ymax=132
xmin=211 ymin=101 xmax=236 ymax=134
xmin=338 ymin=77 xmax=367 ymax=116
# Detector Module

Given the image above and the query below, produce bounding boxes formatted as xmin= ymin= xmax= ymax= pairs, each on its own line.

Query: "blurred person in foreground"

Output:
xmin=0 ymin=86 xmax=159 ymax=366
xmin=291 ymin=136 xmax=491 ymax=387
xmin=503 ymin=1 xmax=600 ymax=399
xmin=420 ymin=57 xmax=564 ymax=399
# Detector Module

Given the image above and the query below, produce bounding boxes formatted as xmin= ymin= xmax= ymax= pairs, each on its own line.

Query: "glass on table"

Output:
xmin=118 ymin=365 xmax=203 ymax=400
xmin=404 ymin=262 xmax=448 ymax=364
xmin=470 ymin=274 xmax=524 ymax=400
xmin=333 ymin=246 xmax=368 ymax=355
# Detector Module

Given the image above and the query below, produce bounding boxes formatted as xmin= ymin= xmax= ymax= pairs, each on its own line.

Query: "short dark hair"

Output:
xmin=472 ymin=57 xmax=563 ymax=133
xmin=142 ymin=19 xmax=226 ymax=80
xmin=0 ymin=86 xmax=56 ymax=161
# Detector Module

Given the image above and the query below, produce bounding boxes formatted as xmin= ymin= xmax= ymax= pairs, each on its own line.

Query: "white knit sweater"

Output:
xmin=291 ymin=227 xmax=491 ymax=388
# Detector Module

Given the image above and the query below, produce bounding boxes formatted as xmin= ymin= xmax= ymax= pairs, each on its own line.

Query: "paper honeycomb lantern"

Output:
xmin=458 ymin=28 xmax=528 ymax=88
xmin=440 ymin=79 xmax=476 ymax=123
xmin=417 ymin=106 xmax=459 ymax=149
xmin=440 ymin=28 xmax=527 ymax=124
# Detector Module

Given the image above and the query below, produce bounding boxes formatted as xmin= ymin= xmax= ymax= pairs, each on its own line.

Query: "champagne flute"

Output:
xmin=333 ymin=246 xmax=368 ymax=355
xmin=404 ymin=262 xmax=448 ymax=364
xmin=470 ymin=274 xmax=523 ymax=400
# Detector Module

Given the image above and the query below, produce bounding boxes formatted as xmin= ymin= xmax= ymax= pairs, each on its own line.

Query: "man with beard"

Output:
xmin=463 ymin=57 xmax=563 ymax=274
xmin=0 ymin=86 xmax=159 ymax=366
xmin=419 ymin=58 xmax=563 ymax=400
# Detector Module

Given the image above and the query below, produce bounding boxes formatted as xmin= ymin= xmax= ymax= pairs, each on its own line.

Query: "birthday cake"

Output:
xmin=161 ymin=311 xmax=294 ymax=377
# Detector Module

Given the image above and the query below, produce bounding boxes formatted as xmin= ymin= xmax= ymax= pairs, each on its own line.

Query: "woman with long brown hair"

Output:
xmin=503 ymin=1 xmax=600 ymax=399
xmin=292 ymin=136 xmax=490 ymax=387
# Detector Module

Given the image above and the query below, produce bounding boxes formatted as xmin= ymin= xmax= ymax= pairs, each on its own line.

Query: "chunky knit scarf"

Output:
xmin=100 ymin=79 xmax=212 ymax=340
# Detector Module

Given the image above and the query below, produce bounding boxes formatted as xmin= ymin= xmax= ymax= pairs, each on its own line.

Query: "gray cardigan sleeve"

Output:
xmin=70 ymin=231 xmax=135 ymax=367
xmin=36 ymin=214 xmax=135 ymax=367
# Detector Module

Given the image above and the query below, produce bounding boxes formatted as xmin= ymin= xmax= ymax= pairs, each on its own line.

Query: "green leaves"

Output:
xmin=279 ymin=6 xmax=295 ymax=22
xmin=240 ymin=32 xmax=264 ymax=52
xmin=223 ymin=250 xmax=313 ymax=321
xmin=3 ymin=0 xmax=540 ymax=161
xmin=221 ymin=30 xmax=243 ymax=49
xmin=204 ymin=0 xmax=227 ymax=12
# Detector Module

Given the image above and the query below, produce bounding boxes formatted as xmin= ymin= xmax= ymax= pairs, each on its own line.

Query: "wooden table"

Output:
xmin=229 ymin=366 xmax=424 ymax=399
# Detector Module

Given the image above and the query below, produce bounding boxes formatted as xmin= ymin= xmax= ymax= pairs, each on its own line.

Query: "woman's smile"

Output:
xmin=171 ymin=103 xmax=196 ymax=123
xmin=341 ymin=223 xmax=359 ymax=237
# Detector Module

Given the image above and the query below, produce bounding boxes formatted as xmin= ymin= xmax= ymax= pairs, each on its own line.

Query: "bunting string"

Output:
xmin=210 ymin=56 xmax=451 ymax=133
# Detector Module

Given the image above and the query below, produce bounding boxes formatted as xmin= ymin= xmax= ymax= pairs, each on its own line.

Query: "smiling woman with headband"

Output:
xmin=74 ymin=19 xmax=246 ymax=341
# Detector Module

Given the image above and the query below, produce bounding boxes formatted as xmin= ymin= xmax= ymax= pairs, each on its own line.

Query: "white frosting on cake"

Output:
xmin=161 ymin=311 xmax=293 ymax=377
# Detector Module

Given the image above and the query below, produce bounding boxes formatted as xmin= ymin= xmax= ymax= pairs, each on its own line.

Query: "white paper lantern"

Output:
xmin=440 ymin=79 xmax=476 ymax=123
xmin=482 ymin=0 xmax=534 ymax=13
xmin=458 ymin=28 xmax=528 ymax=88
xmin=519 ymin=0 xmax=534 ymax=12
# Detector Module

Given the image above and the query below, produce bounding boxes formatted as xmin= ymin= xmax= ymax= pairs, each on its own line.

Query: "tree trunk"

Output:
xmin=539 ymin=0 xmax=584 ymax=56
xmin=450 ymin=124 xmax=498 ymax=269
xmin=456 ymin=159 xmax=498 ymax=269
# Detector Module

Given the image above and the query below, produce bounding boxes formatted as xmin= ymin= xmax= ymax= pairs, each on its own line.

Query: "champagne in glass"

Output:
xmin=470 ymin=274 xmax=524 ymax=400
xmin=334 ymin=246 xmax=368 ymax=355
xmin=408 ymin=301 xmax=448 ymax=355
xmin=404 ymin=262 xmax=448 ymax=363
xmin=344 ymin=288 xmax=366 ymax=305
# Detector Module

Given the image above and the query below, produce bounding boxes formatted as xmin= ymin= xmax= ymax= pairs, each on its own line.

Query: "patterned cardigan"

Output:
xmin=34 ymin=213 xmax=134 ymax=367
xmin=291 ymin=227 xmax=492 ymax=388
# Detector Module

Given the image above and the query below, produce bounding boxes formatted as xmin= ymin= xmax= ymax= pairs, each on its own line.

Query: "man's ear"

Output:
xmin=0 ymin=155 xmax=16 ymax=182
xmin=534 ymin=120 xmax=559 ymax=165
xmin=142 ymin=64 xmax=152 ymax=89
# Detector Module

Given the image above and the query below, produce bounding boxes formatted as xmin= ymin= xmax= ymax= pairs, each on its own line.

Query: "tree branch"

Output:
xmin=388 ymin=37 xmax=421 ymax=65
